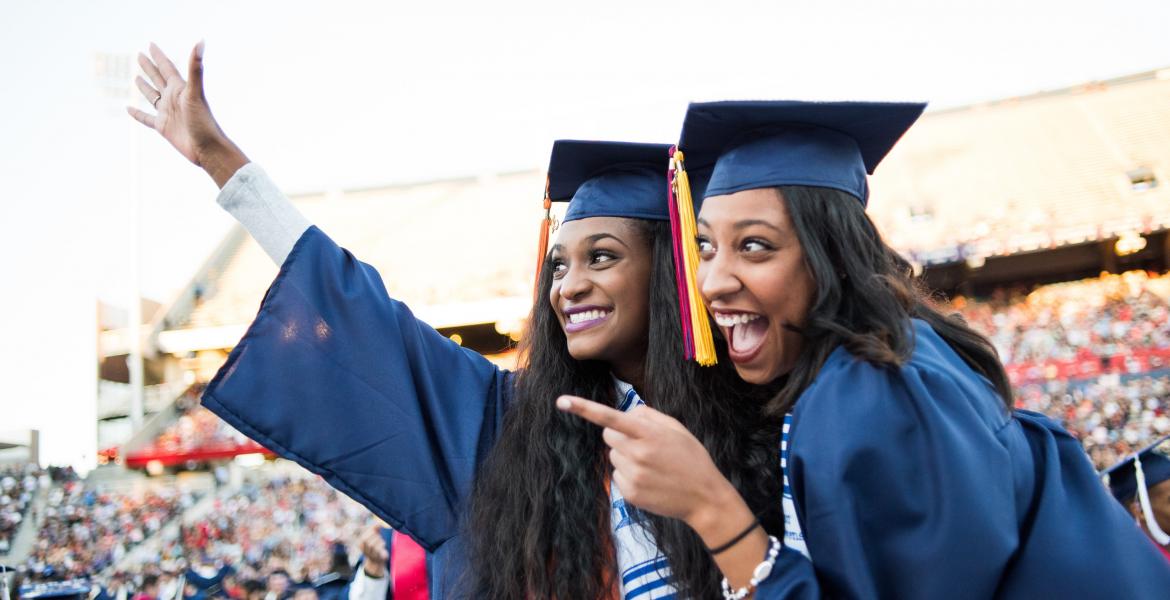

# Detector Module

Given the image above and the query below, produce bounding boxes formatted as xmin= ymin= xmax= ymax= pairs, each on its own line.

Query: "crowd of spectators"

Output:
xmin=135 ymin=385 xmax=256 ymax=460
xmin=1 ymin=464 xmax=76 ymax=554
xmin=158 ymin=473 xmax=367 ymax=578
xmin=1 ymin=463 xmax=43 ymax=554
xmin=952 ymin=271 xmax=1170 ymax=470
xmin=145 ymin=407 xmax=255 ymax=458
xmin=952 ymin=271 xmax=1170 ymax=369
xmin=1015 ymin=374 xmax=1170 ymax=470
xmin=61 ymin=472 xmax=369 ymax=600
xmin=21 ymin=482 xmax=197 ymax=582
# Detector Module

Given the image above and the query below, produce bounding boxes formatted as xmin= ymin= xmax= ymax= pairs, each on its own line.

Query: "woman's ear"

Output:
xmin=1128 ymin=498 xmax=1145 ymax=522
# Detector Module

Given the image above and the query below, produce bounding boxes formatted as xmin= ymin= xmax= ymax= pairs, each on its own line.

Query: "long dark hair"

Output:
xmin=768 ymin=185 xmax=1013 ymax=416
xmin=465 ymin=219 xmax=782 ymax=599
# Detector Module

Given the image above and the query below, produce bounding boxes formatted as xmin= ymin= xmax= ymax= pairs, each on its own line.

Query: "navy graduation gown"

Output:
xmin=756 ymin=319 xmax=1170 ymax=598
xmin=184 ymin=565 xmax=234 ymax=598
xmin=201 ymin=226 xmax=512 ymax=597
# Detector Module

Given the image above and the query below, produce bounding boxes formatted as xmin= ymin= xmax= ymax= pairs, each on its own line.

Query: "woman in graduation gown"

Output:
xmin=127 ymin=43 xmax=780 ymax=598
xmin=559 ymin=100 xmax=1170 ymax=598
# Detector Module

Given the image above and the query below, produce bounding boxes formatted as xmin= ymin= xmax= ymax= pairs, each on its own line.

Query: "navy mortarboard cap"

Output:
xmin=532 ymin=140 xmax=671 ymax=296
xmin=547 ymin=140 xmax=673 ymax=222
xmin=1103 ymin=434 xmax=1170 ymax=545
xmin=678 ymin=100 xmax=927 ymax=205
xmin=1103 ymin=435 xmax=1170 ymax=503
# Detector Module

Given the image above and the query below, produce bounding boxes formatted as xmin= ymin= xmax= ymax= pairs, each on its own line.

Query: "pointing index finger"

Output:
xmin=557 ymin=395 xmax=646 ymax=438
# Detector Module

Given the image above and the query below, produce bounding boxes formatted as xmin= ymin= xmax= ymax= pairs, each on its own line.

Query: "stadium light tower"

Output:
xmin=94 ymin=52 xmax=145 ymax=433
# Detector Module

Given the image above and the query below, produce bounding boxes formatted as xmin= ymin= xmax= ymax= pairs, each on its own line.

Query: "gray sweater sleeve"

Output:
xmin=215 ymin=163 xmax=312 ymax=265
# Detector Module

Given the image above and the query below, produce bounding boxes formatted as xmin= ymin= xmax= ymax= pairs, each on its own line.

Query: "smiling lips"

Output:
xmin=712 ymin=311 xmax=769 ymax=363
xmin=564 ymin=306 xmax=613 ymax=333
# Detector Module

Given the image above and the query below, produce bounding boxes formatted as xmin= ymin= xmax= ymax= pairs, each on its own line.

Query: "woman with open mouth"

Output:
xmin=560 ymin=100 xmax=1170 ymax=598
xmin=129 ymin=43 xmax=781 ymax=599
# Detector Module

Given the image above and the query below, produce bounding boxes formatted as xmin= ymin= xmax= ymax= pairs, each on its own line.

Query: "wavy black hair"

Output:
xmin=765 ymin=185 xmax=1013 ymax=416
xmin=465 ymin=219 xmax=783 ymax=598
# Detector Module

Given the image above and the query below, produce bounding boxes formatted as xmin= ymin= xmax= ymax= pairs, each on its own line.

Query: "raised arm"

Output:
xmin=128 ymin=43 xmax=512 ymax=553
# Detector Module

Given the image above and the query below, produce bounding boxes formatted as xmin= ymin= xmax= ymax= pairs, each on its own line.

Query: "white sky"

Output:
xmin=2 ymin=0 xmax=1169 ymax=468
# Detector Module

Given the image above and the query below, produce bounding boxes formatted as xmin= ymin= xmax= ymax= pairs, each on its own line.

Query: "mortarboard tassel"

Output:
xmin=669 ymin=148 xmax=717 ymax=366
xmin=666 ymin=159 xmax=696 ymax=360
xmin=534 ymin=178 xmax=553 ymax=301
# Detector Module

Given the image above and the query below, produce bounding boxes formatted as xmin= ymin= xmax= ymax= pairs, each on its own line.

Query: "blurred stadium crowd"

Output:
xmin=2 ymin=269 xmax=1168 ymax=599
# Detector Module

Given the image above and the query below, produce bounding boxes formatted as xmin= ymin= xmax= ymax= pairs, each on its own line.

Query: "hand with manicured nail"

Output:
xmin=558 ymin=394 xmax=773 ymax=590
xmin=556 ymin=394 xmax=738 ymax=525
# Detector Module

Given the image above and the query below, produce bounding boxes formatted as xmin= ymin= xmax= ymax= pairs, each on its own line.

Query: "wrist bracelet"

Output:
xmin=721 ymin=534 xmax=781 ymax=600
xmin=707 ymin=517 xmax=761 ymax=555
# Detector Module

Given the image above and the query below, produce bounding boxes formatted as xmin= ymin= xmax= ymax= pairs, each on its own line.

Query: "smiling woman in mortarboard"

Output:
xmin=559 ymin=100 xmax=1170 ymax=599
xmin=127 ymin=43 xmax=783 ymax=599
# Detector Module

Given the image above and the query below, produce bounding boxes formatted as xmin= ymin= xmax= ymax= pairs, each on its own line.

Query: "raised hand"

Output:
xmin=127 ymin=42 xmax=248 ymax=188
xmin=358 ymin=526 xmax=390 ymax=578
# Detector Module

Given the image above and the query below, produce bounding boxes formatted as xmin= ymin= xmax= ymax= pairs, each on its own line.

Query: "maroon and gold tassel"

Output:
xmin=668 ymin=148 xmax=717 ymax=366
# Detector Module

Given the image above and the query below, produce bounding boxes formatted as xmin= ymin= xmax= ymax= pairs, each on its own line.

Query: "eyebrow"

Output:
xmin=696 ymin=217 xmax=785 ymax=234
xmin=548 ymin=233 xmax=630 ymax=255
xmin=586 ymin=232 xmax=630 ymax=248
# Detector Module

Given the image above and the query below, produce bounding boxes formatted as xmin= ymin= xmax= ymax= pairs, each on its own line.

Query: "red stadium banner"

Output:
xmin=124 ymin=439 xmax=274 ymax=468
xmin=1005 ymin=346 xmax=1170 ymax=386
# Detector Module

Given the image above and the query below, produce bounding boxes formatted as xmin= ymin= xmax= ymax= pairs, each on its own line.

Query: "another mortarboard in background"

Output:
xmin=677 ymin=100 xmax=927 ymax=205
xmin=1102 ymin=435 xmax=1170 ymax=504
xmin=1102 ymin=434 xmax=1170 ymax=546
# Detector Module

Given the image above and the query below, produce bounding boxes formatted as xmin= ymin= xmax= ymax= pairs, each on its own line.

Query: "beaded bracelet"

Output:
xmin=720 ymin=534 xmax=781 ymax=600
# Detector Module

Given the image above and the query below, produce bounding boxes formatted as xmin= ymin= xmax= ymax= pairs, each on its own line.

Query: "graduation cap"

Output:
xmin=1102 ymin=435 xmax=1170 ymax=545
xmin=535 ymin=140 xmax=716 ymax=365
xmin=677 ymin=100 xmax=927 ymax=205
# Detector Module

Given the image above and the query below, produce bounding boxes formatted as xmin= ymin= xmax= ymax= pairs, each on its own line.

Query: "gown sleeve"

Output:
xmin=200 ymin=225 xmax=513 ymax=552
xmin=757 ymin=350 xmax=1020 ymax=599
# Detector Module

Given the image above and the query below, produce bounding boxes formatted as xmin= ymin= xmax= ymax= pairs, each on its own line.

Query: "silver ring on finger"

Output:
xmin=152 ymin=94 xmax=162 ymax=107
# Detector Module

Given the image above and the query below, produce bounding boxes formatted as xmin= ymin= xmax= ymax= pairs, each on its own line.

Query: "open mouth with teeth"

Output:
xmin=564 ymin=307 xmax=613 ymax=333
xmin=713 ymin=311 xmax=770 ymax=362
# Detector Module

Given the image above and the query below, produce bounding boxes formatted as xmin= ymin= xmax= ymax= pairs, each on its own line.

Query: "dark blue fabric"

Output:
xmin=200 ymin=227 xmax=513 ymax=597
xmin=678 ymin=100 xmax=926 ymax=204
xmin=1103 ymin=435 xmax=1170 ymax=503
xmin=184 ymin=566 xmax=233 ymax=597
xmin=756 ymin=319 xmax=1170 ymax=598
xmin=314 ymin=577 xmax=348 ymax=600
xmin=548 ymin=140 xmax=672 ymax=222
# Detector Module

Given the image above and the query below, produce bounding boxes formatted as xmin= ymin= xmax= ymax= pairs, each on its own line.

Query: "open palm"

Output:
xmin=127 ymin=42 xmax=228 ymax=168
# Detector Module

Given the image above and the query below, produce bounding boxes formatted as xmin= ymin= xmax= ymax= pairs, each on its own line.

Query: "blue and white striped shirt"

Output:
xmin=611 ymin=380 xmax=677 ymax=600
xmin=781 ymin=413 xmax=810 ymax=559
